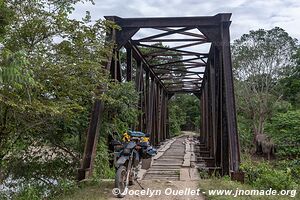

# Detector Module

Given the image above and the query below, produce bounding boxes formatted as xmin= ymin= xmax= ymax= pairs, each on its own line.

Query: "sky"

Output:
xmin=70 ymin=0 xmax=300 ymax=41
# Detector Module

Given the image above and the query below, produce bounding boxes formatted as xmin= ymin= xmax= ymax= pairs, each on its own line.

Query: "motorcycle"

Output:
xmin=111 ymin=131 xmax=157 ymax=198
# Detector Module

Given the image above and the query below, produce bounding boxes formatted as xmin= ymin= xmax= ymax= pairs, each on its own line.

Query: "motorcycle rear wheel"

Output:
xmin=115 ymin=166 xmax=127 ymax=198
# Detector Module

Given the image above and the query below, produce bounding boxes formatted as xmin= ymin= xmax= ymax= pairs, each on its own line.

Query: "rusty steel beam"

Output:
xmin=104 ymin=14 xmax=231 ymax=28
xmin=154 ymin=64 xmax=206 ymax=69
xmin=145 ymin=71 xmax=150 ymax=133
xmin=151 ymin=57 xmax=206 ymax=67
xmin=137 ymin=27 xmax=193 ymax=42
xmin=148 ymin=78 xmax=155 ymax=144
xmin=209 ymin=54 xmax=217 ymax=165
xmin=135 ymin=43 xmax=206 ymax=56
xmin=126 ymin=47 xmax=132 ymax=81
xmin=215 ymin=45 xmax=222 ymax=170
xmin=155 ymin=27 xmax=207 ymax=39
xmin=156 ymin=70 xmax=205 ymax=75
xmin=162 ymin=81 xmax=201 ymax=85
xmin=166 ymin=65 xmax=205 ymax=69
xmin=169 ymin=85 xmax=200 ymax=89
xmin=160 ymin=76 xmax=202 ymax=80
xmin=163 ymin=81 xmax=202 ymax=85
xmin=145 ymin=52 xmax=208 ymax=57
xmin=136 ymin=38 xmax=207 ymax=42
xmin=166 ymin=41 xmax=207 ymax=50
xmin=220 ymin=22 xmax=240 ymax=173
xmin=135 ymin=60 xmax=144 ymax=131
xmin=167 ymin=89 xmax=201 ymax=93
xmin=78 ymin=99 xmax=104 ymax=181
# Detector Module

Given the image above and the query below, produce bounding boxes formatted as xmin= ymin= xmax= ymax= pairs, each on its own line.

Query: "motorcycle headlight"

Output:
xmin=123 ymin=148 xmax=131 ymax=155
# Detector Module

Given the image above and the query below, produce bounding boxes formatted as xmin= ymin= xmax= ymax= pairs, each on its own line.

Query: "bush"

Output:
xmin=274 ymin=159 xmax=300 ymax=184
xmin=240 ymin=157 xmax=297 ymax=190
xmin=265 ymin=110 xmax=300 ymax=158
xmin=13 ymin=185 xmax=42 ymax=200
xmin=93 ymin=139 xmax=115 ymax=179
xmin=253 ymin=168 xmax=296 ymax=190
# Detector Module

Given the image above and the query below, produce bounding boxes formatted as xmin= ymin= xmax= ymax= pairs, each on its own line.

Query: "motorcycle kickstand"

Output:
xmin=135 ymin=178 xmax=144 ymax=190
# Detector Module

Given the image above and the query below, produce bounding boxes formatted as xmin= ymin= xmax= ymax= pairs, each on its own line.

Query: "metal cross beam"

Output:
xmin=155 ymin=27 xmax=207 ymax=39
xmin=151 ymin=57 xmax=206 ymax=67
xmin=137 ymin=27 xmax=194 ymax=42
xmin=134 ymin=43 xmax=207 ymax=56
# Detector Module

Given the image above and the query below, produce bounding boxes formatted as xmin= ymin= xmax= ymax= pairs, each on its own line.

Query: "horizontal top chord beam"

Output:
xmin=104 ymin=14 xmax=231 ymax=28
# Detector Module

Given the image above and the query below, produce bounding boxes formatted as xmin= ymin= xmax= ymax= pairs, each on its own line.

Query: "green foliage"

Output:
xmin=278 ymin=48 xmax=300 ymax=108
xmin=265 ymin=110 xmax=300 ymax=158
xmin=0 ymin=0 xmax=14 ymax=41
xmin=233 ymin=27 xmax=297 ymax=78
xmin=168 ymin=94 xmax=200 ymax=136
xmin=0 ymin=0 xmax=125 ymax=198
xmin=101 ymin=82 xmax=139 ymax=135
xmin=237 ymin=115 xmax=253 ymax=151
xmin=0 ymin=49 xmax=33 ymax=87
xmin=240 ymin=156 xmax=297 ymax=190
xmin=93 ymin=139 xmax=115 ymax=179
xmin=13 ymin=186 xmax=42 ymax=200
xmin=274 ymin=159 xmax=300 ymax=184
xmin=169 ymin=104 xmax=186 ymax=135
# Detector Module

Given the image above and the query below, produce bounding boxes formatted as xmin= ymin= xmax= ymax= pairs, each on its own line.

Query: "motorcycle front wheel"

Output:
xmin=115 ymin=165 xmax=127 ymax=198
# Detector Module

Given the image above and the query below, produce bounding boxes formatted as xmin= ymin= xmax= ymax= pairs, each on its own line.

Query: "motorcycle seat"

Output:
xmin=128 ymin=131 xmax=146 ymax=137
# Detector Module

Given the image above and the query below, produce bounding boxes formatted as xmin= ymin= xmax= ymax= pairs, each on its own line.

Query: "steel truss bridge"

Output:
xmin=78 ymin=13 xmax=242 ymax=182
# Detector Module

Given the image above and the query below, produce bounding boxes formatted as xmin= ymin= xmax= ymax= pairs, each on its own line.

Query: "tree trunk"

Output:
xmin=253 ymin=109 xmax=266 ymax=142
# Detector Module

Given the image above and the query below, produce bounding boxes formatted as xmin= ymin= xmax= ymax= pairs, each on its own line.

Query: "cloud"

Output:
xmin=70 ymin=0 xmax=300 ymax=41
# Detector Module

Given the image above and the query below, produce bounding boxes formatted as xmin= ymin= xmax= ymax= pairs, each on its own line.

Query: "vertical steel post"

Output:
xmin=126 ymin=47 xmax=132 ymax=81
xmin=220 ymin=21 xmax=240 ymax=172
xmin=78 ymin=99 xmax=105 ymax=181
xmin=214 ymin=46 xmax=222 ymax=169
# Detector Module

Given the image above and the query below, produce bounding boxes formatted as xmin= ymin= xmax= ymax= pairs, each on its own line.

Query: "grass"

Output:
xmin=54 ymin=181 xmax=114 ymax=200
xmin=199 ymin=178 xmax=299 ymax=200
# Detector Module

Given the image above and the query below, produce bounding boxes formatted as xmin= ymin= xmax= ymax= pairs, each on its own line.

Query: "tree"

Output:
xmin=0 ymin=1 xmax=140 ymax=198
xmin=232 ymin=27 xmax=298 ymax=141
xmin=0 ymin=0 xmax=115 ymax=188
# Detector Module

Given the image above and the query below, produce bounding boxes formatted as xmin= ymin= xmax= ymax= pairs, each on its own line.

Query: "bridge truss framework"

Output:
xmin=78 ymin=13 xmax=242 ymax=181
